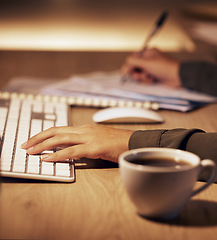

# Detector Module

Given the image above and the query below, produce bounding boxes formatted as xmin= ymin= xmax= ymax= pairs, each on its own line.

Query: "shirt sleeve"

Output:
xmin=129 ymin=128 xmax=204 ymax=150
xmin=129 ymin=128 xmax=217 ymax=181
xmin=180 ymin=62 xmax=217 ymax=96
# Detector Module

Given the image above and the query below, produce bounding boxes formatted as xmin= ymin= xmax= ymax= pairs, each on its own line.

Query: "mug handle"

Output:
xmin=192 ymin=159 xmax=216 ymax=196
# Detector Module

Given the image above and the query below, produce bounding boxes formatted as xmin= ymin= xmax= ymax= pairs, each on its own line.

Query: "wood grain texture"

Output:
xmin=1 ymin=51 xmax=217 ymax=240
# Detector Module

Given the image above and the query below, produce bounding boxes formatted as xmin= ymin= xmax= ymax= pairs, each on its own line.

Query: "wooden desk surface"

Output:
xmin=1 ymin=51 xmax=217 ymax=240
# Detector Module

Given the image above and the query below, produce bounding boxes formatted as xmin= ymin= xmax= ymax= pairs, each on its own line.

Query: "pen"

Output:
xmin=121 ymin=10 xmax=169 ymax=83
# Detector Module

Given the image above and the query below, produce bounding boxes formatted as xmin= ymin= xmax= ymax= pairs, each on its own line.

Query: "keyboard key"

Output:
xmin=0 ymin=107 xmax=8 ymax=132
xmin=55 ymin=163 xmax=70 ymax=177
xmin=0 ymin=161 xmax=11 ymax=171
xmin=33 ymin=101 xmax=43 ymax=113
xmin=27 ymin=155 xmax=40 ymax=174
xmin=13 ymin=149 xmax=27 ymax=172
xmin=13 ymin=164 xmax=26 ymax=173
xmin=43 ymin=120 xmax=54 ymax=131
xmin=30 ymin=119 xmax=42 ymax=137
xmin=44 ymin=102 xmax=54 ymax=113
xmin=41 ymin=161 xmax=54 ymax=175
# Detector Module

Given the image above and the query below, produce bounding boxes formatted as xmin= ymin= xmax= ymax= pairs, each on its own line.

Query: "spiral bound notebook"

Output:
xmin=4 ymin=71 xmax=217 ymax=112
xmin=0 ymin=91 xmax=162 ymax=110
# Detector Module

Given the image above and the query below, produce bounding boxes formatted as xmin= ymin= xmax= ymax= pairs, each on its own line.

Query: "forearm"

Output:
xmin=129 ymin=128 xmax=205 ymax=150
xmin=129 ymin=128 xmax=217 ymax=181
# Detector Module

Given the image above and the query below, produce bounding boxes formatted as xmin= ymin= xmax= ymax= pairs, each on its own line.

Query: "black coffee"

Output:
xmin=130 ymin=157 xmax=191 ymax=168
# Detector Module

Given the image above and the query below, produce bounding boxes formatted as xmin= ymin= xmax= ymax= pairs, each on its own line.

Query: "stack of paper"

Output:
xmin=41 ymin=71 xmax=217 ymax=112
xmin=4 ymin=71 xmax=217 ymax=112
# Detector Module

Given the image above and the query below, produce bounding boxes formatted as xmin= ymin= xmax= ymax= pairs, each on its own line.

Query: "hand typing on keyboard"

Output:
xmin=22 ymin=124 xmax=133 ymax=163
xmin=0 ymin=95 xmax=75 ymax=182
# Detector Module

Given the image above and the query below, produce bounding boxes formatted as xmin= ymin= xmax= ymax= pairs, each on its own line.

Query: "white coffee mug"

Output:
xmin=119 ymin=148 xmax=216 ymax=219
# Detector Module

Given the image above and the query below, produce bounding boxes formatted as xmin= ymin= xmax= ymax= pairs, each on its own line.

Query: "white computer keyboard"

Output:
xmin=0 ymin=92 xmax=75 ymax=182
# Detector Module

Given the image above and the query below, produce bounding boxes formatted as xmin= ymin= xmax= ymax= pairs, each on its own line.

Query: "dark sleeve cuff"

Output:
xmin=186 ymin=132 xmax=217 ymax=181
xmin=186 ymin=132 xmax=217 ymax=161
xmin=129 ymin=128 xmax=205 ymax=150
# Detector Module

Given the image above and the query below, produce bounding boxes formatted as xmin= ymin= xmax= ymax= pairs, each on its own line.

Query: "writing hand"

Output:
xmin=121 ymin=48 xmax=182 ymax=88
